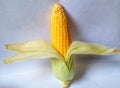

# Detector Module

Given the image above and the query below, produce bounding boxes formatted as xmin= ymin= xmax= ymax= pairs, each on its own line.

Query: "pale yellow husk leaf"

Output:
xmin=66 ymin=41 xmax=120 ymax=61
xmin=6 ymin=40 xmax=56 ymax=53
xmin=4 ymin=40 xmax=64 ymax=64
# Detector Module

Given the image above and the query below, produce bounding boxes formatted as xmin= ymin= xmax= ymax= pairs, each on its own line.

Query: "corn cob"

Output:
xmin=51 ymin=3 xmax=72 ymax=58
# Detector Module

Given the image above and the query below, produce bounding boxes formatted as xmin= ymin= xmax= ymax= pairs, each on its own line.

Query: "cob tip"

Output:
xmin=53 ymin=3 xmax=64 ymax=14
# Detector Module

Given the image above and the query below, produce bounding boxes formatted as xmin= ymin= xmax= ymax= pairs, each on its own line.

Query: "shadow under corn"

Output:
xmin=66 ymin=9 xmax=104 ymax=84
xmin=67 ymin=12 xmax=81 ymax=41
xmin=67 ymin=11 xmax=120 ymax=84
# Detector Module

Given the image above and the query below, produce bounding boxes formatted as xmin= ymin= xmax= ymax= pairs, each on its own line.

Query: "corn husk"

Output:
xmin=66 ymin=41 xmax=120 ymax=60
xmin=4 ymin=40 xmax=63 ymax=64
xmin=4 ymin=40 xmax=120 ymax=88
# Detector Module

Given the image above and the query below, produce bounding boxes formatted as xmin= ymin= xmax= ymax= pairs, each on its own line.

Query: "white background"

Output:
xmin=0 ymin=0 xmax=120 ymax=88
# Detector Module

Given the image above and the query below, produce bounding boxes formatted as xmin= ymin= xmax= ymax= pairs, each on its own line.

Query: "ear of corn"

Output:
xmin=3 ymin=2 xmax=120 ymax=88
xmin=51 ymin=3 xmax=72 ymax=58
xmin=50 ymin=3 xmax=75 ymax=87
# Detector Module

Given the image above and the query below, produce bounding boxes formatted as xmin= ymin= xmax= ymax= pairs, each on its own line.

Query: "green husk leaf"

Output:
xmin=51 ymin=56 xmax=75 ymax=81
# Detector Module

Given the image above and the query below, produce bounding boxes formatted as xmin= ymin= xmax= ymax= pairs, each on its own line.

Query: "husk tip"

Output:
xmin=3 ymin=59 xmax=13 ymax=64
xmin=5 ymin=44 xmax=10 ymax=50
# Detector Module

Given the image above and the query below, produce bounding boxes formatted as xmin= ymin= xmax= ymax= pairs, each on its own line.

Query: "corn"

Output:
xmin=4 ymin=2 xmax=120 ymax=88
xmin=51 ymin=3 xmax=72 ymax=58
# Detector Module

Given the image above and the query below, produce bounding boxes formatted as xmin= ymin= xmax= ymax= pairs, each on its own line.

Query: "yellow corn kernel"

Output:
xmin=51 ymin=3 xmax=72 ymax=58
